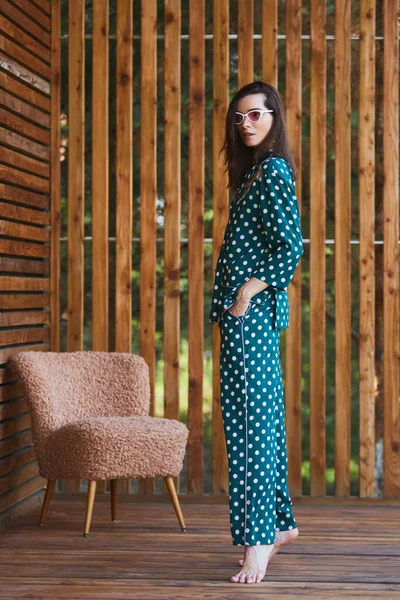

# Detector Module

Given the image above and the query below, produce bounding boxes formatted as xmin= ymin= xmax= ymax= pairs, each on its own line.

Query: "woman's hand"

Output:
xmin=228 ymin=297 xmax=251 ymax=317
xmin=228 ymin=283 xmax=252 ymax=316
xmin=227 ymin=277 xmax=269 ymax=317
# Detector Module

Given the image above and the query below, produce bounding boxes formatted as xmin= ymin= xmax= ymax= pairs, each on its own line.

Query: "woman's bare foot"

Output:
xmin=237 ymin=527 xmax=299 ymax=567
xmin=230 ymin=544 xmax=275 ymax=584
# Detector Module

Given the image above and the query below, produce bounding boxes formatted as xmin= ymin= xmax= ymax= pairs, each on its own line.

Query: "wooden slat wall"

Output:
xmin=115 ymin=0 xmax=133 ymax=355
xmin=139 ymin=0 xmax=157 ymax=495
xmin=383 ymin=0 xmax=399 ymax=497
xmin=212 ymin=0 xmax=229 ymax=496
xmin=164 ymin=0 xmax=181 ymax=493
xmin=67 ymin=0 xmax=84 ymax=355
xmin=187 ymin=0 xmax=204 ymax=495
xmin=91 ymin=0 xmax=109 ymax=496
xmin=334 ymin=0 xmax=351 ymax=497
xmin=115 ymin=0 xmax=133 ymax=495
xmin=262 ymin=0 xmax=278 ymax=87
xmin=1 ymin=1 xmax=399 ymax=511
xmin=309 ymin=0 xmax=327 ymax=496
xmin=238 ymin=0 xmax=253 ymax=88
xmin=0 ymin=0 xmax=51 ymax=524
xmin=65 ymin=0 xmax=85 ymax=494
xmin=50 ymin=0 xmax=60 ymax=353
xmin=92 ymin=0 xmax=109 ymax=353
xmin=285 ymin=0 xmax=303 ymax=497
xmin=359 ymin=0 xmax=376 ymax=497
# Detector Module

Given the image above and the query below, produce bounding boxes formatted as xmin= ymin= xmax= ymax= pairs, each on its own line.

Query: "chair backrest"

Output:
xmin=9 ymin=351 xmax=150 ymax=455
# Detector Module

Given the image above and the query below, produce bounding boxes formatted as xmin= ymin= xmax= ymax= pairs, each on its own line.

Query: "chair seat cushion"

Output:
xmin=44 ymin=416 xmax=189 ymax=481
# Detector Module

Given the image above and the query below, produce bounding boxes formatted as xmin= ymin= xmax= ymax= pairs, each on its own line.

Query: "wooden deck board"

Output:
xmin=1 ymin=502 xmax=400 ymax=598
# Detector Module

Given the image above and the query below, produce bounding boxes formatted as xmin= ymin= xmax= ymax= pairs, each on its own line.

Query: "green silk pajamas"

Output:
xmin=209 ymin=153 xmax=304 ymax=546
xmin=208 ymin=152 xmax=304 ymax=328
xmin=219 ymin=304 xmax=297 ymax=546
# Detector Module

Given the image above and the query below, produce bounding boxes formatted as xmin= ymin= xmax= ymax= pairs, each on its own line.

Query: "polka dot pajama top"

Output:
xmin=209 ymin=152 xmax=304 ymax=546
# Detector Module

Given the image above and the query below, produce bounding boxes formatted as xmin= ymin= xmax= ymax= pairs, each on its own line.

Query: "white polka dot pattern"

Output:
xmin=218 ymin=304 xmax=297 ymax=546
xmin=208 ymin=156 xmax=304 ymax=328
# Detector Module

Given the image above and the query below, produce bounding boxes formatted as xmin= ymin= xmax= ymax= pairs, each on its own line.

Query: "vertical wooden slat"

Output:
xmin=115 ymin=0 xmax=133 ymax=356
xmin=139 ymin=0 xmax=157 ymax=495
xmin=91 ymin=0 xmax=109 ymax=495
xmin=115 ymin=0 xmax=132 ymax=509
xmin=237 ymin=0 xmax=253 ymax=88
xmin=187 ymin=0 xmax=204 ymax=494
xmin=164 ymin=0 xmax=181 ymax=492
xmin=67 ymin=0 xmax=85 ymax=353
xmin=334 ymin=0 xmax=351 ymax=497
xmin=212 ymin=0 xmax=229 ymax=496
xmin=309 ymin=0 xmax=326 ymax=496
xmin=285 ymin=0 xmax=302 ymax=498
xmin=92 ymin=0 xmax=109 ymax=352
xmin=383 ymin=0 xmax=399 ymax=498
xmin=262 ymin=0 xmax=278 ymax=86
xmin=359 ymin=0 xmax=376 ymax=498
xmin=50 ymin=0 xmax=60 ymax=352
xmin=66 ymin=0 xmax=85 ymax=493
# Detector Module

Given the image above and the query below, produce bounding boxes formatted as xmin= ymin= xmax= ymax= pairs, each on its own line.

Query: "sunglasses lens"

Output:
xmin=248 ymin=110 xmax=262 ymax=122
xmin=235 ymin=114 xmax=243 ymax=124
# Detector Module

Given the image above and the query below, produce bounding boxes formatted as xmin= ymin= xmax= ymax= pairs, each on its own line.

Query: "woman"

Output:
xmin=209 ymin=81 xmax=303 ymax=584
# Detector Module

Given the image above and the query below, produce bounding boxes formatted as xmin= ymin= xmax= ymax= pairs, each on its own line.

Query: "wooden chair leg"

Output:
xmin=164 ymin=476 xmax=186 ymax=531
xmin=110 ymin=479 xmax=118 ymax=522
xmin=83 ymin=480 xmax=97 ymax=537
xmin=39 ymin=479 xmax=56 ymax=526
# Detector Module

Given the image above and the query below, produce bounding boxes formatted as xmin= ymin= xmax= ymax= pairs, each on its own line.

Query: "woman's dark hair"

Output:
xmin=221 ymin=81 xmax=297 ymax=191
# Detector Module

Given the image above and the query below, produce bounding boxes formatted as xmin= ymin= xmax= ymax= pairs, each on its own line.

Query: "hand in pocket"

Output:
xmin=228 ymin=299 xmax=251 ymax=317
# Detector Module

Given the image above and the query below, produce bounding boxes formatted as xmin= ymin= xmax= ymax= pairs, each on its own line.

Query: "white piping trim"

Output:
xmin=240 ymin=319 xmax=249 ymax=545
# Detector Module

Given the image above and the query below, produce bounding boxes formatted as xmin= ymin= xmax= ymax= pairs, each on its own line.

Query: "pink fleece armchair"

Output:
xmin=9 ymin=351 xmax=189 ymax=536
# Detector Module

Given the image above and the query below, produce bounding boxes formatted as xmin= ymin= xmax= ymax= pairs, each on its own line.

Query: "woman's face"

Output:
xmin=236 ymin=93 xmax=273 ymax=149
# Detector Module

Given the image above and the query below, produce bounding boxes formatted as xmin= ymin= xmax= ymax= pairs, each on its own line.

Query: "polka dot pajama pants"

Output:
xmin=218 ymin=301 xmax=297 ymax=546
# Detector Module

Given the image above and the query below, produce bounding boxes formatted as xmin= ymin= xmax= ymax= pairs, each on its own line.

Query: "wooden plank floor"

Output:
xmin=1 ymin=501 xmax=400 ymax=599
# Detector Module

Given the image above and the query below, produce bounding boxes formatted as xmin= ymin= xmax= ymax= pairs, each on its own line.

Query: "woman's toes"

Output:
xmin=239 ymin=572 xmax=248 ymax=583
xmin=230 ymin=571 xmax=242 ymax=583
xmin=256 ymin=571 xmax=264 ymax=583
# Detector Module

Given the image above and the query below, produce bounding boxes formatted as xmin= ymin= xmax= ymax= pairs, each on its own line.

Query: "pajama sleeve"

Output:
xmin=251 ymin=159 xmax=304 ymax=292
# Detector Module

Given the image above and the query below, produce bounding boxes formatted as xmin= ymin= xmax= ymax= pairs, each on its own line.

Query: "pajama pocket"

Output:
xmin=249 ymin=287 xmax=290 ymax=329
xmin=273 ymin=289 xmax=290 ymax=329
